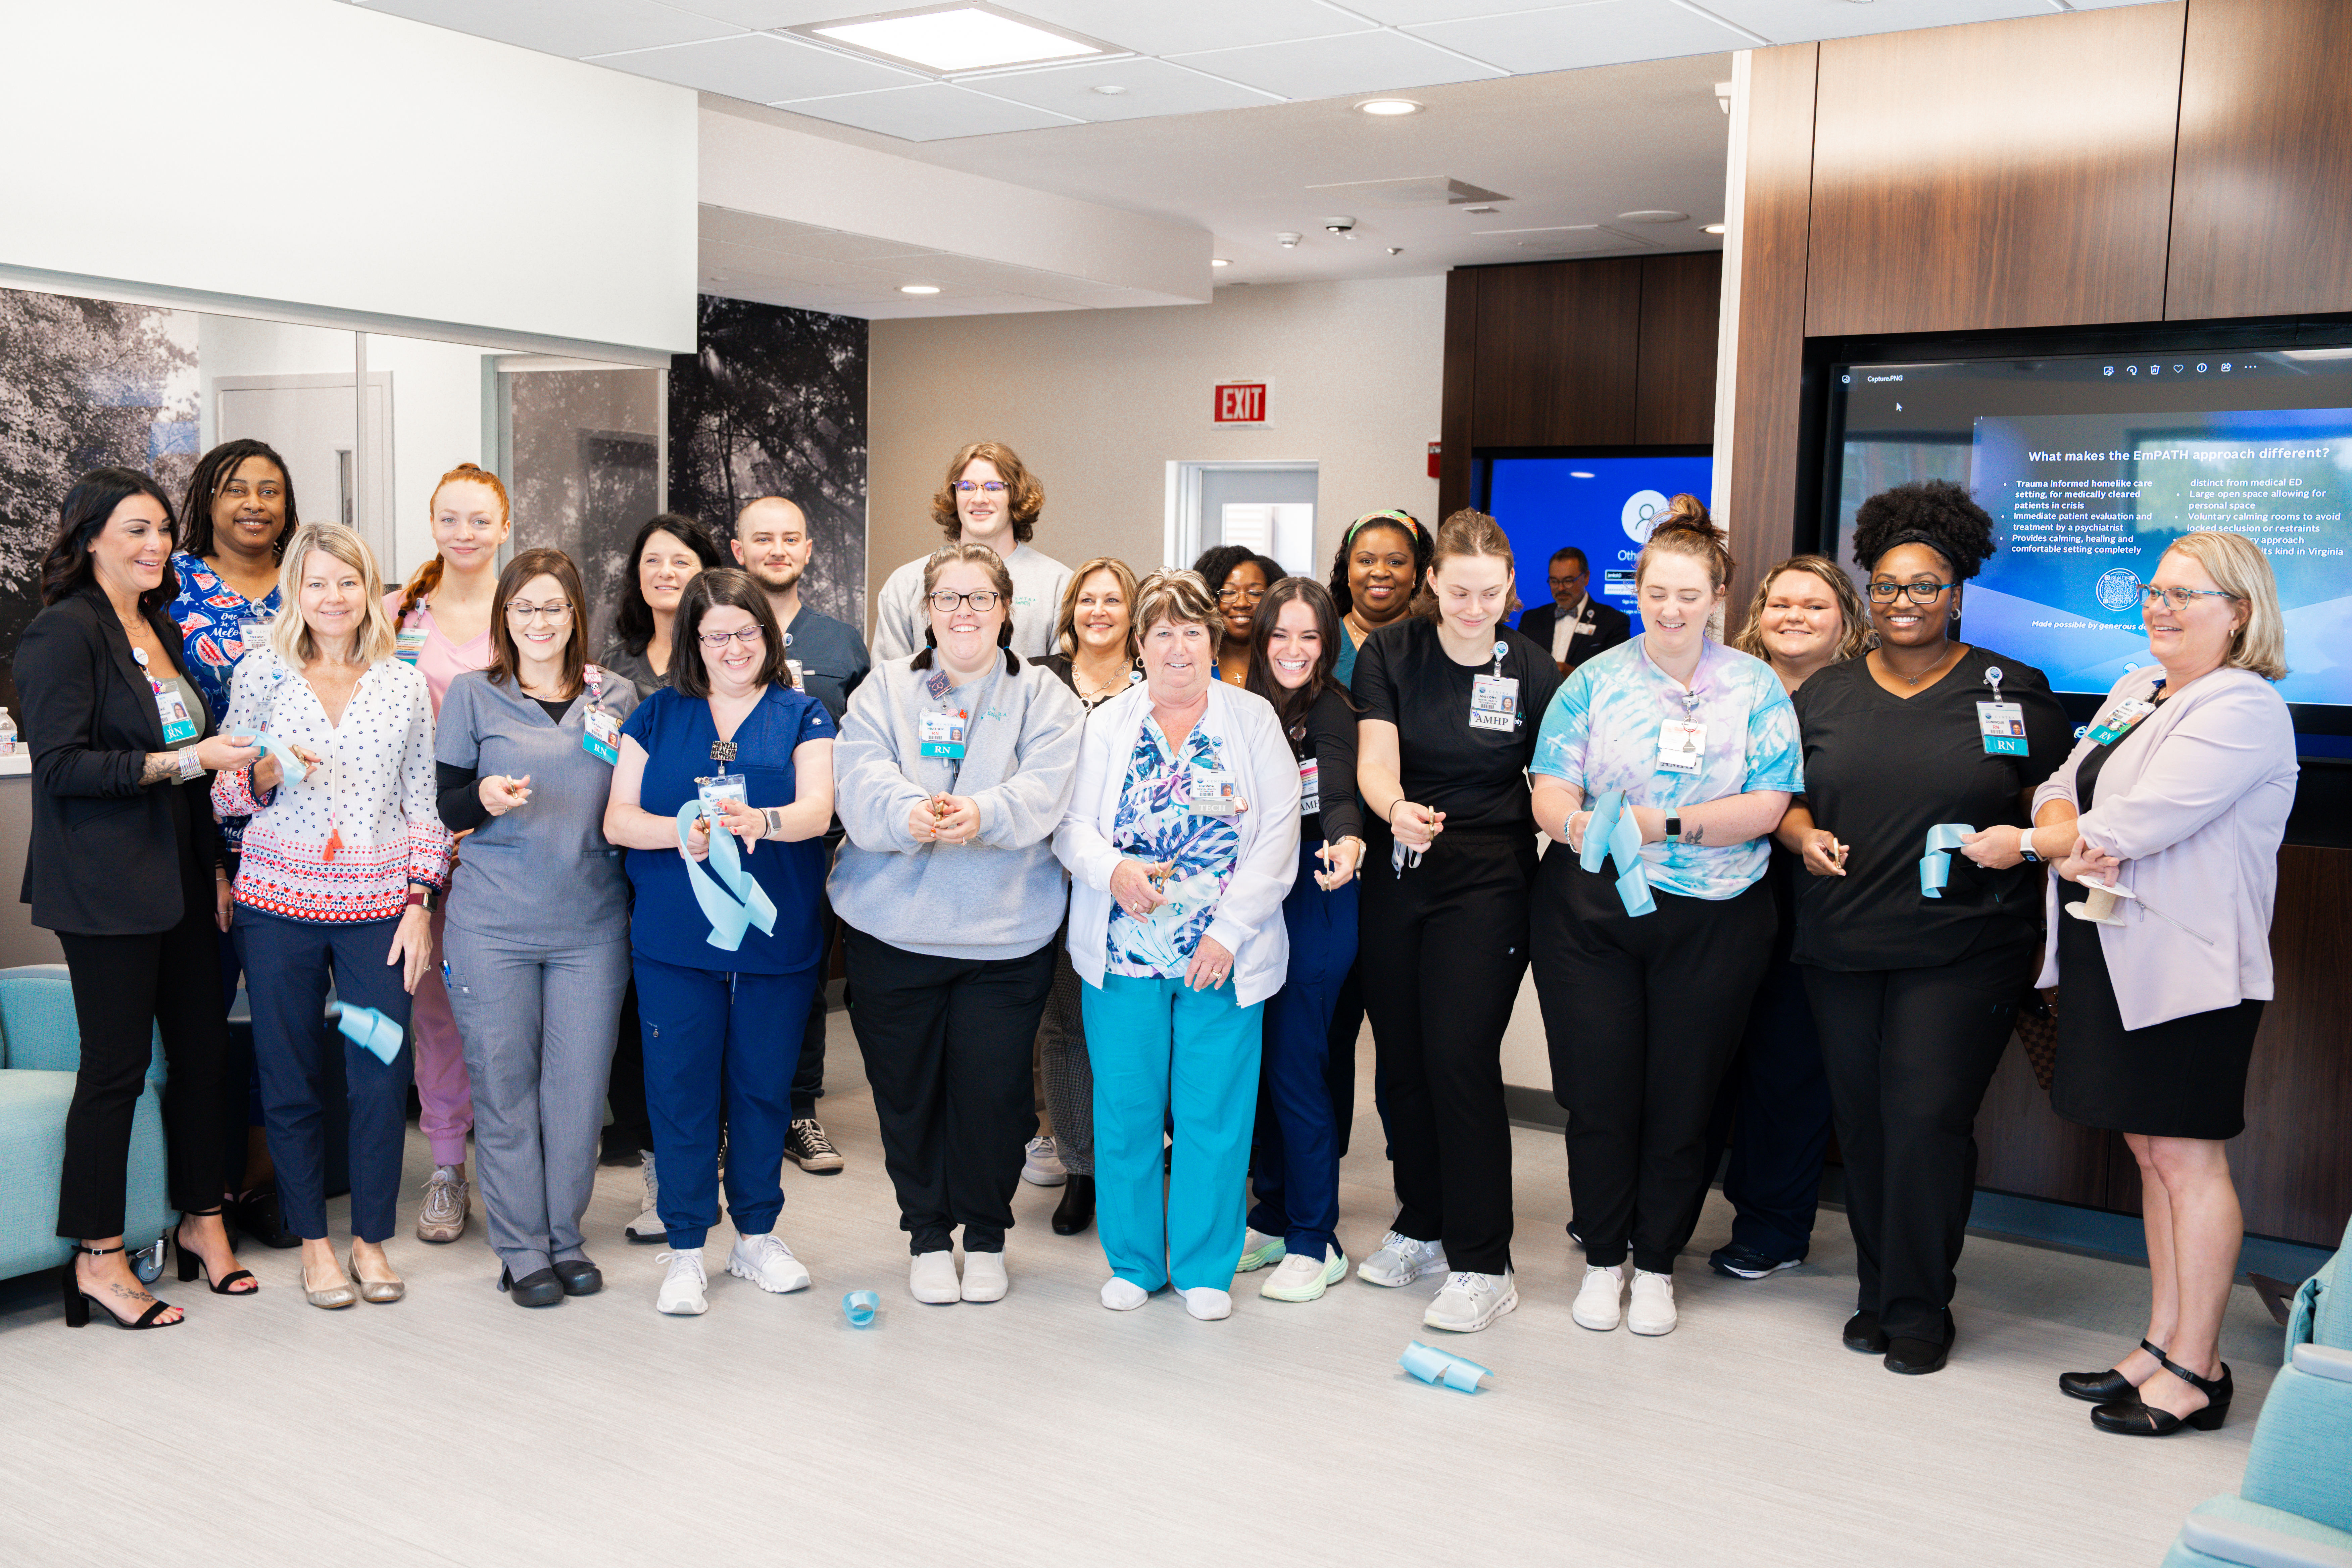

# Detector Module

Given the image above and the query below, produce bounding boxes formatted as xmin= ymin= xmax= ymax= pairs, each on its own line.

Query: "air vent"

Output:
xmin=1303 ymin=176 xmax=1510 ymax=208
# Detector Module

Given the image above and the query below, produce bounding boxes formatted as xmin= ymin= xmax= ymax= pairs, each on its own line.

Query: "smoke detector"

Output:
xmin=1276 ymin=232 xmax=1302 ymax=249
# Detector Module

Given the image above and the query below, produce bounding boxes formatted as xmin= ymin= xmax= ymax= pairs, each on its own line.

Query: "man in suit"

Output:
xmin=1516 ymin=546 xmax=1630 ymax=672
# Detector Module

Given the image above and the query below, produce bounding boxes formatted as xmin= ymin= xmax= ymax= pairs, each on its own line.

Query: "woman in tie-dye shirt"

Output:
xmin=1526 ymin=500 xmax=1803 ymax=1340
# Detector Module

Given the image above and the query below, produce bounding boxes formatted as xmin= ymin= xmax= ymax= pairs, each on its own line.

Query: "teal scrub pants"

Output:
xmin=1082 ymin=972 xmax=1264 ymax=1293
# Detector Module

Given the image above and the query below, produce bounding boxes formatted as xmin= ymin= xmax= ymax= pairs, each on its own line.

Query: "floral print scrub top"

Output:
xmin=1104 ymin=716 xmax=1244 ymax=977
xmin=168 ymin=552 xmax=282 ymax=725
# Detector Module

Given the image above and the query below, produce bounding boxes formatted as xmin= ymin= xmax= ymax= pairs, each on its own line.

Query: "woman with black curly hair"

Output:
xmin=1190 ymin=543 xmax=1281 ymax=691
xmin=1327 ymin=510 xmax=1431 ymax=688
xmin=1775 ymin=479 xmax=2073 ymax=1375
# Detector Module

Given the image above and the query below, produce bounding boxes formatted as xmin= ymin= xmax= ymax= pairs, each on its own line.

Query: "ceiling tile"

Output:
xmin=984 ymin=0 xmax=1375 ymax=57
xmin=588 ymin=30 xmax=924 ymax=99
xmin=663 ymin=1 xmax=885 ymax=24
xmin=361 ymin=0 xmax=740 ymax=56
xmin=778 ymin=82 xmax=1085 ymax=140
xmin=1700 ymin=0 xmax=2055 ymax=42
xmin=1407 ymin=0 xmax=1760 ymax=72
xmin=969 ymin=56 xmax=1284 ymax=122
xmin=1169 ymin=29 xmax=1507 ymax=100
xmin=1341 ymin=0 xmax=1576 ymax=21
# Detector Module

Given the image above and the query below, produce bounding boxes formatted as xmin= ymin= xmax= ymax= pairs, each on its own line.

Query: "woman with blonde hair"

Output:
xmin=215 ymin=523 xmax=450 ymax=1308
xmin=2040 ymin=532 xmax=2296 ymax=1436
xmin=384 ymin=461 xmax=512 ymax=1244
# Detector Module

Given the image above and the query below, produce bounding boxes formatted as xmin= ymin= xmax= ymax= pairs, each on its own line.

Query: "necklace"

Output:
xmin=1882 ymin=645 xmax=1957 ymax=686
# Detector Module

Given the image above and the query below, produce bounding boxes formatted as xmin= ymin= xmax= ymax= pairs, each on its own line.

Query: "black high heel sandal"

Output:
xmin=61 ymin=1243 xmax=180 ymax=1329
xmin=2060 ymin=1339 xmax=2166 ymax=1403
xmin=173 ymin=1208 xmax=257 ymax=1295
xmin=2091 ymin=1352 xmax=2233 ymax=1435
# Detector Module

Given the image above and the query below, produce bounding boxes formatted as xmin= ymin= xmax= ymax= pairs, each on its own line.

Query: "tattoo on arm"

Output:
xmin=1679 ymin=823 xmax=1704 ymax=845
xmin=139 ymin=752 xmax=181 ymax=786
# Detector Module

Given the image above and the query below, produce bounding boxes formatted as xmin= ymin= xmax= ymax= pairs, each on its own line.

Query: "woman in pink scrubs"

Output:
xmin=384 ymin=462 xmax=510 ymax=1243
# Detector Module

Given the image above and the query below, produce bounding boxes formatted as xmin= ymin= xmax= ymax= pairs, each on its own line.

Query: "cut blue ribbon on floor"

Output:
xmin=843 ymin=1290 xmax=878 ymax=1327
xmin=334 ymin=1004 xmax=404 ymax=1066
xmin=1919 ymin=823 xmax=1974 ymax=898
xmin=1401 ymin=1340 xmax=1491 ymax=1392
xmin=1578 ymin=790 xmax=1655 ymax=916
xmin=676 ymin=800 xmax=776 ymax=951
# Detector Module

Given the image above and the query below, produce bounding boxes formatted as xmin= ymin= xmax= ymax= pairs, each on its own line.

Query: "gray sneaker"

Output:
xmin=416 ymin=1163 xmax=470 ymax=1243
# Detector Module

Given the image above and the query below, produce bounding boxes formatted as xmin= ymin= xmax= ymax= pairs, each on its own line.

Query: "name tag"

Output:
xmin=919 ymin=709 xmax=967 ymax=759
xmin=395 ymin=626 xmax=428 ymax=666
xmin=1298 ymin=756 xmax=1321 ymax=818
xmin=132 ymin=650 xmax=198 ymax=745
xmin=695 ymin=773 xmax=747 ymax=819
xmin=1657 ymin=719 xmax=1705 ymax=773
xmin=2086 ymin=698 xmax=2157 ymax=748
xmin=786 ymin=658 xmax=805 ymax=691
xmin=583 ymin=708 xmax=621 ymax=765
xmin=1188 ymin=764 xmax=1240 ymax=815
xmin=1977 ymin=700 xmax=2028 ymax=756
xmin=1469 ymin=673 xmax=1519 ymax=732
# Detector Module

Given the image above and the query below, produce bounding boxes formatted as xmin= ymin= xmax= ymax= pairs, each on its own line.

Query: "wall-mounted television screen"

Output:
xmin=1475 ymin=448 xmax=1714 ymax=639
xmin=1824 ymin=346 xmax=2352 ymax=749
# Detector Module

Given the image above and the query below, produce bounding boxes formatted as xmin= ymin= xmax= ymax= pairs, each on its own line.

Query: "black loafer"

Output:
xmin=499 ymin=1267 xmax=565 ymax=1308
xmin=553 ymin=1258 xmax=603 ymax=1297
xmin=1052 ymin=1174 xmax=1094 ymax=1236
xmin=1884 ymin=1311 xmax=1957 ymax=1375
xmin=1843 ymin=1310 xmax=1888 ymax=1355
xmin=233 ymin=1186 xmax=301 ymax=1250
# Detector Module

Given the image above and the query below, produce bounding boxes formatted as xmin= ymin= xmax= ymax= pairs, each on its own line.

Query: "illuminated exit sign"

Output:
xmin=1213 ymin=380 xmax=1269 ymax=426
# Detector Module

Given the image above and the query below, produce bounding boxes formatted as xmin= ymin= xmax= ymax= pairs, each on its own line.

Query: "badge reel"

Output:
xmin=1657 ymin=691 xmax=1704 ymax=775
xmin=1975 ymin=665 xmax=2028 ymax=757
xmin=1469 ymin=642 xmax=1519 ymax=734
xmin=131 ymin=648 xmax=198 ymax=745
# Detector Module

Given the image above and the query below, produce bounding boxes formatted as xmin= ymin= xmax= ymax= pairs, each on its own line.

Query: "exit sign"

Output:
xmin=1213 ymin=380 xmax=1269 ymax=426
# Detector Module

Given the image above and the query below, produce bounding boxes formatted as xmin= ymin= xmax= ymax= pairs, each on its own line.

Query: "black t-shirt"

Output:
xmin=1274 ymin=683 xmax=1364 ymax=845
xmin=1790 ymin=646 xmax=2073 ymax=971
xmin=1351 ymin=616 xmax=1562 ymax=836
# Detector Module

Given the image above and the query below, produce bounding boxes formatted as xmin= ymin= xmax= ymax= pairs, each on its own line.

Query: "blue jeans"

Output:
xmin=1249 ymin=840 xmax=1359 ymax=1261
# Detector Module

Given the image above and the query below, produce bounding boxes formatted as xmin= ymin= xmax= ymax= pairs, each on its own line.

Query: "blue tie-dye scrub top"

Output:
xmin=1529 ymin=636 xmax=1804 ymax=901
xmin=1104 ymin=715 xmax=1244 ymax=977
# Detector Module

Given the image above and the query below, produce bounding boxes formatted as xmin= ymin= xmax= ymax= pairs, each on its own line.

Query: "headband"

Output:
xmin=1345 ymin=510 xmax=1422 ymax=546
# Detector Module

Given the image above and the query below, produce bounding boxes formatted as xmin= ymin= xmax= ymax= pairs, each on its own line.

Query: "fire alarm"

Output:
xmin=1427 ymin=441 xmax=1441 ymax=479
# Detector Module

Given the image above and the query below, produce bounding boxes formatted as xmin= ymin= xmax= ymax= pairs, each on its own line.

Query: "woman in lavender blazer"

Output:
xmin=2027 ymin=531 xmax=2296 ymax=1439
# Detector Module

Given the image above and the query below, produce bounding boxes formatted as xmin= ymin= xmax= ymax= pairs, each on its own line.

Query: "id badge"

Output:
xmin=1469 ymin=673 xmax=1519 ymax=733
xmin=786 ymin=658 xmax=805 ymax=691
xmin=695 ymin=773 xmax=748 ymax=820
xmin=395 ymin=625 xmax=428 ymax=666
xmin=919 ymin=709 xmax=968 ymax=759
xmin=1977 ymin=700 xmax=2028 ymax=756
xmin=1188 ymin=765 xmax=1240 ymax=816
xmin=2086 ymin=698 xmax=2156 ymax=747
xmin=1657 ymin=719 xmax=1705 ymax=773
xmin=152 ymin=681 xmax=197 ymax=745
xmin=583 ymin=708 xmax=621 ymax=765
xmin=1298 ymin=757 xmax=1321 ymax=818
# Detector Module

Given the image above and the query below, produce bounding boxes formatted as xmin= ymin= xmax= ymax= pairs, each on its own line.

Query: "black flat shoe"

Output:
xmin=1884 ymin=1311 xmax=1957 ymax=1376
xmin=498 ymin=1266 xmax=566 ymax=1308
xmin=232 ymin=1186 xmax=301 ymax=1250
xmin=2092 ymin=1355 xmax=2232 ymax=1435
xmin=2061 ymin=1339 xmax=2166 ymax=1403
xmin=1052 ymin=1174 xmax=1095 ymax=1236
xmin=553 ymin=1258 xmax=603 ymax=1297
xmin=1843 ymin=1310 xmax=1887 ymax=1355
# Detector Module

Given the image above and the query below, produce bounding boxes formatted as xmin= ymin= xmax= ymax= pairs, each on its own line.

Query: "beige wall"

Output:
xmin=866 ymin=277 xmax=1444 ymax=622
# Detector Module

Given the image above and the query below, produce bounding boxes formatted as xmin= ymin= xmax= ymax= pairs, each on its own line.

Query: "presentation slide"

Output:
xmin=1967 ymin=409 xmax=2352 ymax=706
xmin=1481 ymin=453 xmax=1714 ymax=638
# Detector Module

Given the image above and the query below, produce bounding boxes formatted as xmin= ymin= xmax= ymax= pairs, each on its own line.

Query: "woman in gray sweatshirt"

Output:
xmin=828 ymin=544 xmax=1084 ymax=1308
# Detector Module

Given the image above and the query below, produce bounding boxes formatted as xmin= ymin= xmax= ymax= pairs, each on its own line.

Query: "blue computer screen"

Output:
xmin=1480 ymin=453 xmax=1716 ymax=638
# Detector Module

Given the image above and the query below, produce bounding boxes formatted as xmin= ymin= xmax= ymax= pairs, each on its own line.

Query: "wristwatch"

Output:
xmin=2016 ymin=827 xmax=2042 ymax=864
xmin=763 ymin=806 xmax=785 ymax=839
xmin=406 ymin=883 xmax=440 ymax=914
xmin=1663 ymin=815 xmax=1682 ymax=842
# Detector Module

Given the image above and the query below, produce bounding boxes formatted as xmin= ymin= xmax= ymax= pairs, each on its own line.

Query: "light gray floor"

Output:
xmin=0 ymin=1013 xmax=2279 ymax=1568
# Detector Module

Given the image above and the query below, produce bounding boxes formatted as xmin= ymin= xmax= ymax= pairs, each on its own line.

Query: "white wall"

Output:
xmin=3 ymin=0 xmax=696 ymax=357
xmin=867 ymin=278 xmax=1444 ymax=611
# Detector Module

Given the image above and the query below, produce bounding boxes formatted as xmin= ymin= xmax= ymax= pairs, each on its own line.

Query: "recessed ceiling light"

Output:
xmin=1462 ymin=205 xmax=1498 ymax=215
xmin=1211 ymin=258 xmax=1230 ymax=268
xmin=1090 ymin=84 xmax=1127 ymax=96
xmin=899 ymin=284 xmax=941 ymax=295
xmin=1356 ymin=98 xmax=1423 ymax=117
xmin=798 ymin=5 xmax=1113 ymax=76
xmin=1617 ymin=210 xmax=1690 ymax=224
xmin=1702 ymin=223 xmax=1726 ymax=235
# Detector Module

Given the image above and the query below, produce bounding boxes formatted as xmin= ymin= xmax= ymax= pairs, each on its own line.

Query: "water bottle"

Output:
xmin=0 ymin=707 xmax=17 ymax=756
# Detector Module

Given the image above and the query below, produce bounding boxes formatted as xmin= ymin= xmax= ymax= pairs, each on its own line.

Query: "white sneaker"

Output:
xmin=625 ymin=1151 xmax=664 ymax=1244
xmin=1422 ymin=1270 xmax=1518 ymax=1333
xmin=1627 ymin=1269 xmax=1678 ymax=1335
xmin=655 ymin=1248 xmax=707 ymax=1315
xmin=1237 ymin=1228 xmax=1286 ymax=1272
xmin=1100 ymin=1276 xmax=1149 ymax=1311
xmin=910 ymin=1250 xmax=960 ymax=1304
xmin=1260 ymin=1246 xmax=1349 ymax=1303
xmin=1572 ymin=1261 xmax=1627 ymax=1330
xmin=726 ymin=1233 xmax=811 ymax=1294
xmin=959 ymin=1250 xmax=1008 ymax=1303
xmin=1182 ymin=1286 xmax=1233 ymax=1321
xmin=1358 ymin=1230 xmax=1448 ymax=1288
xmin=1021 ymin=1135 xmax=1067 ymax=1186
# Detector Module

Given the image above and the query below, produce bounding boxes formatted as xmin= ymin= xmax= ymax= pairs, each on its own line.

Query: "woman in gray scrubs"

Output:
xmin=437 ymin=548 xmax=639 ymax=1307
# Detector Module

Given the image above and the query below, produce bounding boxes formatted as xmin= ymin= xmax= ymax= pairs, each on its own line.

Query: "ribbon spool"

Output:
xmin=842 ymin=1289 xmax=879 ymax=1327
xmin=2067 ymin=879 xmax=2136 ymax=926
xmin=1918 ymin=823 xmax=1973 ymax=898
xmin=675 ymin=800 xmax=777 ymax=951
xmin=1400 ymin=1339 xmax=1492 ymax=1393
xmin=1578 ymin=790 xmax=1655 ymax=917
xmin=334 ymin=1003 xmax=405 ymax=1066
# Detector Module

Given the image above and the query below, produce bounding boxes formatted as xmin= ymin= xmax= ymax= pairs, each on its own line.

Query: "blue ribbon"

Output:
xmin=1400 ymin=1340 xmax=1492 ymax=1393
xmin=1578 ymin=790 xmax=1656 ymax=917
xmin=335 ymin=1003 xmax=405 ymax=1066
xmin=1919 ymin=823 xmax=1973 ymax=898
xmin=250 ymin=731 xmax=308 ymax=784
xmin=843 ymin=1289 xmax=879 ymax=1327
xmin=675 ymin=800 xmax=777 ymax=951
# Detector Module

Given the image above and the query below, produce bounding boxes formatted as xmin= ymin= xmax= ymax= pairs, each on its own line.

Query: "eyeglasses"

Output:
xmin=1866 ymin=580 xmax=1955 ymax=604
xmin=951 ymin=480 xmax=1008 ymax=495
xmin=697 ymin=627 xmax=766 ymax=648
xmin=2137 ymin=582 xmax=2241 ymax=611
xmin=1216 ymin=586 xmax=1267 ymax=606
xmin=505 ymin=599 xmax=574 ymax=622
xmin=928 ymin=590 xmax=1003 ymax=613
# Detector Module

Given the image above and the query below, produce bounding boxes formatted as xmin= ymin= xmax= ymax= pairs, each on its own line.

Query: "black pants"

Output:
xmin=1703 ymin=953 xmax=1834 ymax=1263
xmin=792 ymin=896 xmax=840 ymax=1119
xmin=1535 ymin=855 xmax=1775 ymax=1274
xmin=1801 ymin=931 xmax=2034 ymax=1342
xmin=1360 ymin=828 xmax=1534 ymax=1276
xmin=55 ymin=849 xmax=231 ymax=1239
xmin=844 ymin=929 xmax=1056 ymax=1254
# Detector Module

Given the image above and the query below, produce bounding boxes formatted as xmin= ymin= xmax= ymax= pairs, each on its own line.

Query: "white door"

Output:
xmin=1168 ymin=461 xmax=1319 ymax=575
xmin=214 ymin=373 xmax=394 ymax=568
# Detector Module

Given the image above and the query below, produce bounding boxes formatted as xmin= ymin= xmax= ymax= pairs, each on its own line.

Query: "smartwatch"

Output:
xmin=1663 ymin=815 xmax=1682 ymax=842
xmin=407 ymin=883 xmax=440 ymax=914
xmin=764 ymin=805 xmax=785 ymax=839
xmin=2017 ymin=827 xmax=2042 ymax=865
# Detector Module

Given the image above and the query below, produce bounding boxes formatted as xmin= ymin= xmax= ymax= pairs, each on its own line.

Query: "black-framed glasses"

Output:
xmin=951 ymin=480 xmax=1008 ymax=495
xmin=1216 ymin=586 xmax=1267 ymax=606
xmin=697 ymin=626 xmax=766 ymax=648
xmin=2136 ymin=581 xmax=2241 ymax=611
xmin=1866 ymin=580 xmax=1955 ymax=604
xmin=928 ymin=589 xmax=1003 ymax=612
xmin=505 ymin=599 xmax=574 ymax=622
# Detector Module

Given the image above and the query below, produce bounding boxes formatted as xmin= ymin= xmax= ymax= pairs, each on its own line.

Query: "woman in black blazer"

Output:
xmin=19 ymin=469 xmax=264 ymax=1328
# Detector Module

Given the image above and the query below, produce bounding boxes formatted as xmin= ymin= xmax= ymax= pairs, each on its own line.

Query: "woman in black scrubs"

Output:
xmin=1353 ymin=510 xmax=1560 ymax=1334
xmin=1778 ymin=480 xmax=2072 ymax=1374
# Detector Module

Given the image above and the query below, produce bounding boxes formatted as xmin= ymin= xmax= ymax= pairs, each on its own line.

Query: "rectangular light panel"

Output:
xmin=807 ymin=5 xmax=1109 ymax=74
